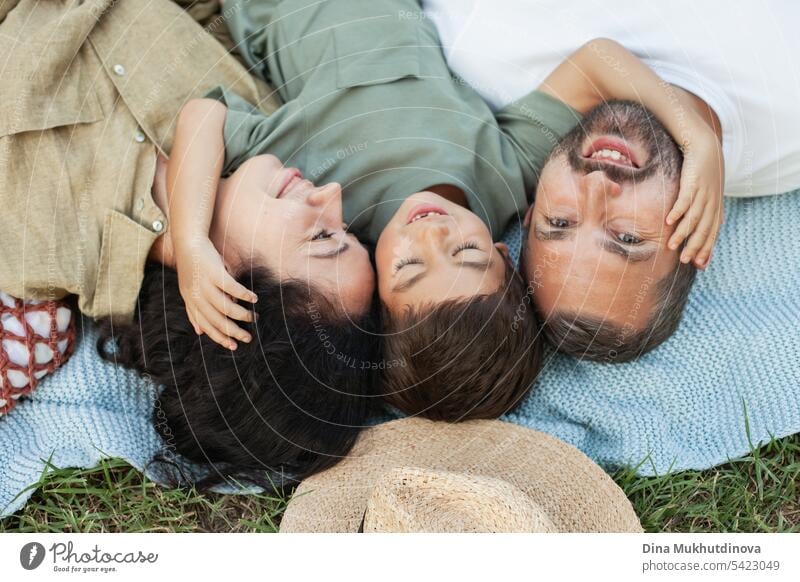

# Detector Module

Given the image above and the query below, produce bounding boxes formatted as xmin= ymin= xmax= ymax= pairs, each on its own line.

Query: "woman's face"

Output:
xmin=211 ymin=155 xmax=375 ymax=316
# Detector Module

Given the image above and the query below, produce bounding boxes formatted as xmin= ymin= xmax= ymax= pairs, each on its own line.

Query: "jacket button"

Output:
xmin=152 ymin=220 xmax=164 ymax=232
xmin=135 ymin=132 xmax=146 ymax=143
xmin=113 ymin=64 xmax=126 ymax=76
xmin=136 ymin=199 xmax=144 ymax=210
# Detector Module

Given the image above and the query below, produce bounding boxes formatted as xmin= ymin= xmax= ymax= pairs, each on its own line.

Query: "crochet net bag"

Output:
xmin=0 ymin=291 xmax=76 ymax=417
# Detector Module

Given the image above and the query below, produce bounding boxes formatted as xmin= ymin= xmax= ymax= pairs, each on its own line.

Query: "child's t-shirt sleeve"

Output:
xmin=495 ymin=90 xmax=582 ymax=196
xmin=203 ymin=85 xmax=283 ymax=176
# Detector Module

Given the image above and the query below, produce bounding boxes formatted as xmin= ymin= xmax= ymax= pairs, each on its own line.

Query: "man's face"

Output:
xmin=375 ymin=191 xmax=509 ymax=315
xmin=523 ymin=102 xmax=683 ymax=330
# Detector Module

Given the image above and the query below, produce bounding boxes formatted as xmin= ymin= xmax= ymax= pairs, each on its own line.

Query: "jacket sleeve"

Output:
xmin=0 ymin=0 xmax=21 ymax=24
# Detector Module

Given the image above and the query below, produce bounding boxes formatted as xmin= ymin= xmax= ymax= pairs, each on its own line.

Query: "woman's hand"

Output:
xmin=666 ymin=127 xmax=725 ymax=269
xmin=173 ymin=236 xmax=257 ymax=350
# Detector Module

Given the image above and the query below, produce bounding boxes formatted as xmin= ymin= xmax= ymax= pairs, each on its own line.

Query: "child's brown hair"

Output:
xmin=380 ymin=262 xmax=541 ymax=421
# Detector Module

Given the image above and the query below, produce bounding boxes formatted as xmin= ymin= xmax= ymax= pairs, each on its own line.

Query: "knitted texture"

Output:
xmin=500 ymin=189 xmax=800 ymax=471
xmin=0 ymin=293 xmax=75 ymax=416
xmin=1 ymin=190 xmax=799 ymax=517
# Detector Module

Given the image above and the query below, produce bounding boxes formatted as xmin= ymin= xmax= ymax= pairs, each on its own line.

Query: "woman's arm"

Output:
xmin=167 ymin=98 xmax=257 ymax=350
xmin=539 ymin=38 xmax=724 ymax=268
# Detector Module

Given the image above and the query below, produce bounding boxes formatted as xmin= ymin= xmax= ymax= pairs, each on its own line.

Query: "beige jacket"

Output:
xmin=0 ymin=0 xmax=279 ymax=323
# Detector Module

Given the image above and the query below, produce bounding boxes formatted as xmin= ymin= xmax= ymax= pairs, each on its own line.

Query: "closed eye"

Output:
xmin=394 ymin=257 xmax=423 ymax=273
xmin=452 ymin=241 xmax=480 ymax=256
xmin=311 ymin=229 xmax=334 ymax=241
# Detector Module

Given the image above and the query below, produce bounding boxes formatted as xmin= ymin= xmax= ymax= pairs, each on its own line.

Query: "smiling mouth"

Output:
xmin=406 ymin=203 xmax=449 ymax=224
xmin=583 ymin=137 xmax=640 ymax=168
xmin=276 ymin=168 xmax=303 ymax=198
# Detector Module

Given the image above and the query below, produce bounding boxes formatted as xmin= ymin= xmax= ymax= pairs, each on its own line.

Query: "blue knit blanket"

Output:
xmin=2 ymin=190 xmax=799 ymax=517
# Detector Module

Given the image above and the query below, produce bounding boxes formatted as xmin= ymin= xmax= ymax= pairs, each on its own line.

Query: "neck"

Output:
xmin=208 ymin=177 xmax=246 ymax=273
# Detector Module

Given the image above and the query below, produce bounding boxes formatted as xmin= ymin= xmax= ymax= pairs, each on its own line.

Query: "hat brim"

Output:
xmin=280 ymin=418 xmax=642 ymax=533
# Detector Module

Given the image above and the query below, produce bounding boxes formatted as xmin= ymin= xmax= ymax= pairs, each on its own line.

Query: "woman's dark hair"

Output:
xmin=97 ymin=264 xmax=380 ymax=492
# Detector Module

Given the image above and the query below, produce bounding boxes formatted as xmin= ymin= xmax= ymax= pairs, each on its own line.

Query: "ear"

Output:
xmin=522 ymin=204 xmax=535 ymax=228
xmin=495 ymin=242 xmax=511 ymax=264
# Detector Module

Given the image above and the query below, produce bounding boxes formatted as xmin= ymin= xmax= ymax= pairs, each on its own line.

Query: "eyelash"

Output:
xmin=312 ymin=229 xmax=333 ymax=241
xmin=547 ymin=216 xmax=571 ymax=228
xmin=394 ymin=257 xmax=423 ymax=273
xmin=452 ymin=241 xmax=479 ymax=255
xmin=547 ymin=217 xmax=642 ymax=245
xmin=617 ymin=232 xmax=642 ymax=245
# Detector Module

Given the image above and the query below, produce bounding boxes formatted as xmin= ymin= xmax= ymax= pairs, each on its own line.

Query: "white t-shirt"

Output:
xmin=422 ymin=0 xmax=800 ymax=197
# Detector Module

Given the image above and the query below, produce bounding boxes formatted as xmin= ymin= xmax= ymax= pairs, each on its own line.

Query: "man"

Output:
xmin=423 ymin=0 xmax=800 ymax=361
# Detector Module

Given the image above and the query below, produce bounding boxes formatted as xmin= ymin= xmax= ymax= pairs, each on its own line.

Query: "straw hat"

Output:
xmin=280 ymin=418 xmax=642 ymax=533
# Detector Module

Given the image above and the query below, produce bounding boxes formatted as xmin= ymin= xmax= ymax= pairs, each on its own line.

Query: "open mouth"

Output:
xmin=276 ymin=168 xmax=303 ymax=198
xmin=583 ymin=137 xmax=640 ymax=168
xmin=406 ymin=203 xmax=449 ymax=225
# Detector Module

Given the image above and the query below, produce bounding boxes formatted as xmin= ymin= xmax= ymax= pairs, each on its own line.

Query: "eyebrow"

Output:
xmin=600 ymin=240 xmax=655 ymax=263
xmin=391 ymin=260 xmax=493 ymax=293
xmin=534 ymin=226 xmax=572 ymax=241
xmin=311 ymin=241 xmax=350 ymax=259
xmin=536 ymin=226 xmax=655 ymax=263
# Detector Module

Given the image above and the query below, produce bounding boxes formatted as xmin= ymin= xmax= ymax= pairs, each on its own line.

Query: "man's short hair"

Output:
xmin=538 ymin=259 xmax=697 ymax=363
xmin=380 ymin=261 xmax=541 ymax=421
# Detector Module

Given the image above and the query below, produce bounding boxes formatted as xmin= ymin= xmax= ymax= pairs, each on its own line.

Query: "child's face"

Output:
xmin=375 ymin=192 xmax=509 ymax=315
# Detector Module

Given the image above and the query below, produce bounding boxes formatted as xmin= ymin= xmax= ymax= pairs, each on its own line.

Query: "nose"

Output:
xmin=581 ymin=170 xmax=622 ymax=198
xmin=307 ymin=182 xmax=345 ymax=228
xmin=307 ymin=182 xmax=342 ymax=207
xmin=415 ymin=220 xmax=451 ymax=247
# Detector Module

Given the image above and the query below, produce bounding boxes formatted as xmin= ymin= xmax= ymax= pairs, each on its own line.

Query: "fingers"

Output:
xmin=208 ymin=287 xmax=255 ymax=325
xmin=666 ymin=169 xmax=700 ymax=226
xmin=666 ymin=190 xmax=693 ymax=226
xmin=182 ymin=290 xmax=255 ymax=351
xmin=693 ymin=208 xmax=724 ymax=269
xmin=668 ymin=192 xmax=706 ymax=251
xmin=680 ymin=202 xmax=717 ymax=265
xmin=217 ymin=271 xmax=258 ymax=304
xmin=184 ymin=303 xmax=203 ymax=336
xmin=202 ymin=292 xmax=252 ymax=344
xmin=193 ymin=310 xmax=238 ymax=351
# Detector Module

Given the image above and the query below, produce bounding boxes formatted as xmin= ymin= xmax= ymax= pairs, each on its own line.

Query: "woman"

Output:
xmin=0 ymin=0 xmax=380 ymax=489
xmin=98 ymin=149 xmax=381 ymax=490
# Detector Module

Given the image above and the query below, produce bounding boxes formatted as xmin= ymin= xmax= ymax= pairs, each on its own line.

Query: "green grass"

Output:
xmin=2 ymin=434 xmax=798 ymax=533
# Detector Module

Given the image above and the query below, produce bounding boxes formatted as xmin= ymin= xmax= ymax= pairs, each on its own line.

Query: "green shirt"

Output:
xmin=211 ymin=0 xmax=579 ymax=244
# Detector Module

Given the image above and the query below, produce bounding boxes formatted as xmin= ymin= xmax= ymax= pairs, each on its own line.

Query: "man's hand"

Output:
xmin=666 ymin=129 xmax=725 ymax=270
xmin=174 ymin=237 xmax=257 ymax=350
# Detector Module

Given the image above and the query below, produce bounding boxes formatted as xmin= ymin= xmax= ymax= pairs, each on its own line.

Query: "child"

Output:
xmin=208 ymin=0 xmax=721 ymax=418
